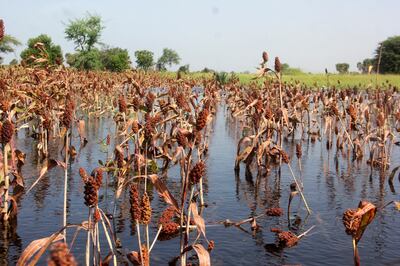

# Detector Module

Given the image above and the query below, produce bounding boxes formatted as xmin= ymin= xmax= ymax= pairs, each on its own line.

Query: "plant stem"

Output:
xmin=287 ymin=163 xmax=311 ymax=214
xmin=149 ymin=225 xmax=162 ymax=253
xmin=2 ymin=144 xmax=9 ymax=221
xmin=136 ymin=221 xmax=144 ymax=266
xmin=86 ymin=208 xmax=91 ymax=266
xmin=63 ymin=130 xmax=69 ymax=240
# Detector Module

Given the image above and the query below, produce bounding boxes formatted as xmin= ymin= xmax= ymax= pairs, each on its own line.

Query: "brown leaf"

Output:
xmin=354 ymin=201 xmax=377 ymax=243
xmin=192 ymin=244 xmax=211 ymax=266
xmin=17 ymin=233 xmax=63 ymax=266
xmin=394 ymin=201 xmax=400 ymax=211
xmin=26 ymin=159 xmax=66 ymax=194
xmin=189 ymin=202 xmax=207 ymax=240
xmin=148 ymin=174 xmax=180 ymax=213
xmin=127 ymin=251 xmax=141 ymax=266
xmin=77 ymin=119 xmax=86 ymax=142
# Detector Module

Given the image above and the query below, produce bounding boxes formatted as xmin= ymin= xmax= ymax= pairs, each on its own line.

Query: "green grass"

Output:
xmin=163 ymin=71 xmax=400 ymax=88
xmin=235 ymin=73 xmax=400 ymax=88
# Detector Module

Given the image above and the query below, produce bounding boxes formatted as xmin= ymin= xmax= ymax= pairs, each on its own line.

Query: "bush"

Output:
xmin=20 ymin=34 xmax=63 ymax=66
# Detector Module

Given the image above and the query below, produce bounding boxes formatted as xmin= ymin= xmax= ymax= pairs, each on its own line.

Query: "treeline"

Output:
xmin=0 ymin=14 xmax=183 ymax=72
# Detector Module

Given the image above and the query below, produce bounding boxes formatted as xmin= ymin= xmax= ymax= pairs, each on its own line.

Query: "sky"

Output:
xmin=1 ymin=0 xmax=400 ymax=72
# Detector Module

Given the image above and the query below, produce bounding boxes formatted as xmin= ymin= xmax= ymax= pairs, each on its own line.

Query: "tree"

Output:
xmin=0 ymin=35 xmax=21 ymax=64
xmin=9 ymin=59 xmax=18 ymax=65
xmin=335 ymin=63 xmax=349 ymax=74
xmin=177 ymin=64 xmax=190 ymax=74
xmin=101 ymin=47 xmax=131 ymax=72
xmin=357 ymin=58 xmax=374 ymax=73
xmin=20 ymin=34 xmax=63 ymax=66
xmin=156 ymin=48 xmax=180 ymax=71
xmin=374 ymin=36 xmax=400 ymax=74
xmin=134 ymin=50 xmax=154 ymax=70
xmin=65 ymin=14 xmax=103 ymax=51
xmin=66 ymin=49 xmax=103 ymax=70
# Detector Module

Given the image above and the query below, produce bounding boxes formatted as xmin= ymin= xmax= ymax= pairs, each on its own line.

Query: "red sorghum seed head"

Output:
xmin=47 ymin=242 xmax=77 ymax=266
xmin=189 ymin=160 xmax=206 ymax=185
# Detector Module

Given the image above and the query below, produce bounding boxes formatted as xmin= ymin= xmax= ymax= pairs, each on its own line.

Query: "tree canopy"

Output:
xmin=375 ymin=36 xmax=400 ymax=74
xmin=20 ymin=34 xmax=63 ymax=66
xmin=65 ymin=14 xmax=103 ymax=51
xmin=135 ymin=50 xmax=154 ymax=70
xmin=0 ymin=35 xmax=21 ymax=64
xmin=66 ymin=47 xmax=131 ymax=72
xmin=156 ymin=48 xmax=180 ymax=71
xmin=100 ymin=47 xmax=131 ymax=72
xmin=336 ymin=63 xmax=349 ymax=74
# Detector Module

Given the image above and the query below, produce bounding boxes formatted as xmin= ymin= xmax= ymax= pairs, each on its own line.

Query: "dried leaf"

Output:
xmin=394 ymin=201 xmax=400 ymax=211
xmin=26 ymin=159 xmax=66 ymax=194
xmin=192 ymin=244 xmax=211 ymax=266
xmin=148 ymin=174 xmax=180 ymax=213
xmin=77 ymin=119 xmax=86 ymax=142
xmin=17 ymin=233 xmax=63 ymax=266
xmin=189 ymin=202 xmax=207 ymax=240
xmin=127 ymin=251 xmax=141 ymax=265
xmin=354 ymin=201 xmax=377 ymax=243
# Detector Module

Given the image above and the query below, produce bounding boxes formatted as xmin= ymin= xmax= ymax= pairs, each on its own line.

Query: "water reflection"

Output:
xmin=0 ymin=103 xmax=399 ymax=265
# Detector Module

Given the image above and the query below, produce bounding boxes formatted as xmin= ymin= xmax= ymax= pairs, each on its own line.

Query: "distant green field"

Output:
xmin=235 ymin=73 xmax=400 ymax=88
xmin=168 ymin=72 xmax=400 ymax=88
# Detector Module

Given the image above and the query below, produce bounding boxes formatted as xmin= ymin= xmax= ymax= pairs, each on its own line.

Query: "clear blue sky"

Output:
xmin=2 ymin=0 xmax=400 ymax=72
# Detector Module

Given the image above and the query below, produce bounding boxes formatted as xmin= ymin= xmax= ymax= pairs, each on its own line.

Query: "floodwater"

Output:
xmin=1 ymin=102 xmax=400 ymax=266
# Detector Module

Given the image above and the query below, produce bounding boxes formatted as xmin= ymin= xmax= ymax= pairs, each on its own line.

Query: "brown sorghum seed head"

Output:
xmin=93 ymin=168 xmax=103 ymax=188
xmin=265 ymin=105 xmax=273 ymax=120
xmin=196 ymin=109 xmax=209 ymax=131
xmin=176 ymin=93 xmax=190 ymax=112
xmin=43 ymin=113 xmax=52 ymax=130
xmin=118 ymin=94 xmax=127 ymax=113
xmin=141 ymin=244 xmax=149 ymax=266
xmin=47 ymin=242 xmax=77 ymax=266
xmin=280 ymin=150 xmax=290 ymax=164
xmin=132 ymin=120 xmax=139 ymax=134
xmin=376 ymin=112 xmax=385 ymax=127
xmin=161 ymin=222 xmax=179 ymax=236
xmin=277 ymin=231 xmax=298 ymax=248
xmin=93 ymin=208 xmax=101 ymax=223
xmin=0 ymin=20 xmax=4 ymax=41
xmin=132 ymin=97 xmax=140 ymax=111
xmin=207 ymin=240 xmax=215 ymax=252
xmin=115 ymin=148 xmax=124 ymax=168
xmin=295 ymin=143 xmax=302 ymax=159
xmin=342 ymin=208 xmax=360 ymax=237
xmin=140 ymin=192 xmax=152 ymax=225
xmin=84 ymin=176 xmax=98 ymax=207
xmin=130 ymin=183 xmax=141 ymax=221
xmin=255 ymin=99 xmax=263 ymax=113
xmin=79 ymin=167 xmax=88 ymax=181
xmin=262 ymin=51 xmax=268 ymax=63
xmin=145 ymin=92 xmax=155 ymax=111
xmin=0 ymin=99 xmax=10 ymax=112
xmin=274 ymin=57 xmax=281 ymax=73
xmin=1 ymin=120 xmax=14 ymax=144
xmin=176 ymin=131 xmax=188 ymax=148
xmin=266 ymin=207 xmax=284 ymax=217
xmin=189 ymin=160 xmax=206 ymax=185
xmin=347 ymin=104 xmax=357 ymax=121
xmin=159 ymin=206 xmax=176 ymax=226
xmin=62 ymin=99 xmax=74 ymax=128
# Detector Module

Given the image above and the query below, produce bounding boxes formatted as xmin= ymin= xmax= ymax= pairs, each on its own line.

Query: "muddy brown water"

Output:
xmin=1 ymin=103 xmax=400 ymax=265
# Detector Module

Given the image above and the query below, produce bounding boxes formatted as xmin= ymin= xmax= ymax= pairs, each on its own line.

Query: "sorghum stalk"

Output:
xmin=63 ymin=130 xmax=69 ymax=239
xmin=2 ymin=144 xmax=9 ymax=221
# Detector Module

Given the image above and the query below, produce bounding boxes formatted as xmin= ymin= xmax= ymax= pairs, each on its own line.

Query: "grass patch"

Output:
xmin=164 ymin=71 xmax=400 ymax=88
